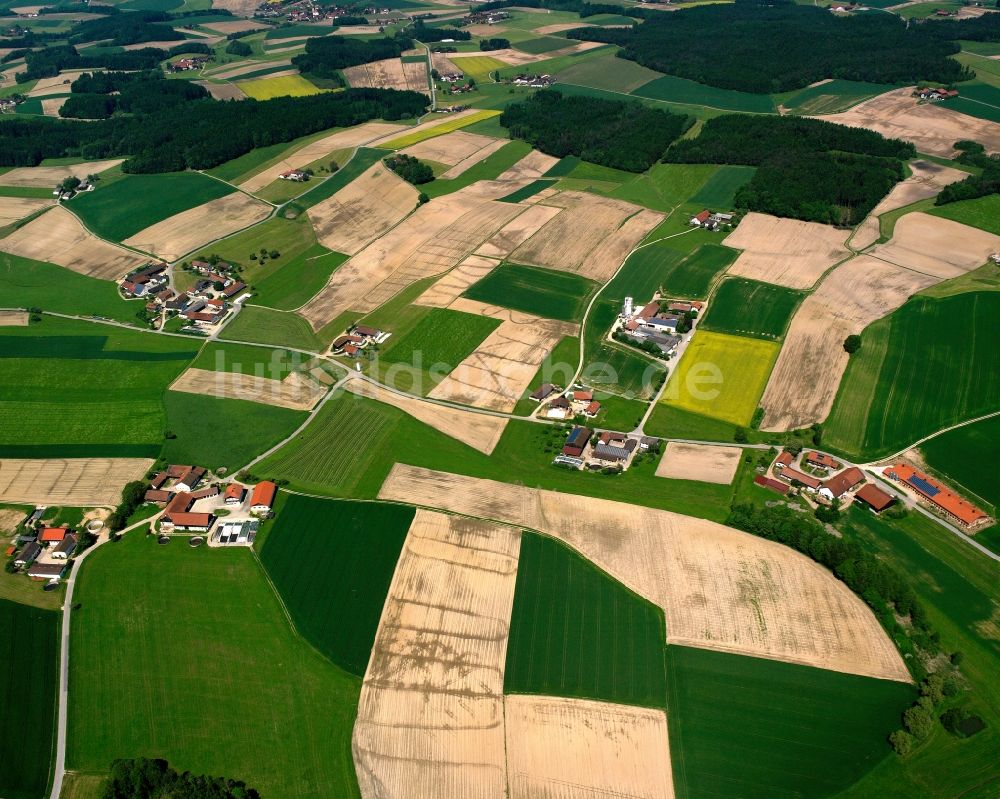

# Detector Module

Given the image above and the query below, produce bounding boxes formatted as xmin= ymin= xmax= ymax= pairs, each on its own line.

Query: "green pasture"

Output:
xmin=954 ymin=51 xmax=1000 ymax=90
xmin=67 ymin=532 xmax=362 ymax=798
xmin=0 ymin=252 xmax=138 ymax=324
xmin=257 ymin=494 xmax=413 ymax=675
xmin=555 ymin=52 xmax=663 ymax=94
xmin=928 ymin=193 xmax=1000 ymax=236
xmin=608 ymin=164 xmax=720 ymax=212
xmin=253 ymin=245 xmax=347 ymax=310
xmin=513 ymin=335 xmax=580 ymax=415
xmin=71 ymin=172 xmax=234 ymax=242
xmin=462 ymin=262 xmax=598 ymax=323
xmin=777 ymin=79 xmax=897 ymax=116
xmin=614 ymin=239 xmax=735 ymax=303
xmin=943 ymin=82 xmax=1000 ymax=123
xmin=825 ymin=293 xmax=1000 ymax=459
xmin=0 ymin=599 xmax=59 ymax=799
xmin=549 ymin=80 xmax=724 ymax=123
xmin=0 ymin=317 xmax=196 ymax=458
xmin=379 ymin=306 xmax=499 ymax=381
xmin=632 ymin=74 xmax=775 ymax=113
xmin=162 ymin=392 xmax=306 ymax=473
xmin=190 ymin=341 xmax=302 ymax=380
xmin=667 ymin=646 xmax=916 ymax=799
xmin=205 ymin=126 xmax=343 ymax=184
xmin=690 ymin=165 xmax=755 ymax=207
xmin=506 ymin=532 xmax=667 ymax=708
xmin=221 ymin=305 xmax=321 ymax=351
xmin=499 ymin=178 xmax=555 ymax=202
xmin=190 ymin=214 xmax=316 ymax=287
xmin=513 ymin=35 xmax=575 ymax=54
xmin=920 ymin=414 xmax=1000 ymax=515
xmin=701 ymin=278 xmax=803 ymax=340
xmin=896 ymin=0 xmax=964 ymax=19
xmin=644 ymin=403 xmax=739 ymax=442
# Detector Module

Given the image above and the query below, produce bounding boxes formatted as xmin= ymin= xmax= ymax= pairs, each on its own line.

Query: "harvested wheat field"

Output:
xmin=379 ymin=465 xmax=911 ymax=682
xmin=415 ymin=254 xmax=500 ymax=308
xmin=429 ymin=299 xmax=577 ymax=412
xmin=0 ymin=206 xmax=146 ymax=279
xmin=299 ymin=189 xmax=527 ymax=328
xmin=170 ymin=367 xmax=325 ymax=411
xmin=511 ymin=192 xmax=662 ymax=282
xmin=0 ymin=159 xmax=122 ymax=188
xmin=345 ymin=380 xmax=508 ymax=454
xmin=0 ymin=196 xmax=50 ymax=225
xmin=723 ymin=212 xmax=852 ymax=289
xmin=40 ymin=97 xmax=67 ymax=117
xmin=0 ymin=458 xmax=153 ymax=506
xmin=307 ymin=163 xmax=418 ymax=255
xmin=505 ymin=695 xmax=674 ymax=799
xmin=209 ymin=0 xmax=258 ymax=16
xmin=123 ymin=192 xmax=271 ymax=261
xmin=820 ymin=87 xmax=1000 ymax=156
xmin=353 ymin=509 xmax=521 ymax=799
xmin=494 ymin=150 xmax=560 ymax=182
xmin=26 ymin=70 xmax=89 ymax=97
xmin=0 ymin=507 xmax=25 ymax=532
xmin=849 ymin=160 xmax=967 ymax=249
xmin=0 ymin=310 xmax=29 ymax=326
xmin=402 ymin=130 xmax=501 ymax=167
xmin=239 ymin=121 xmax=406 ymax=192
xmin=202 ymin=19 xmax=267 ymax=33
xmin=868 ymin=212 xmax=1000 ymax=279
xmin=344 ymin=58 xmax=428 ymax=93
xmin=474 ymin=204 xmax=562 ymax=260
xmin=759 ymin=254 xmax=940 ymax=431
xmin=656 ymin=442 xmax=741 ymax=485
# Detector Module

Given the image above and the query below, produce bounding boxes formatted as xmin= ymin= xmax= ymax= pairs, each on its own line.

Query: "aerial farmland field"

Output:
xmin=237 ymin=74 xmax=324 ymax=99
xmin=462 ymin=262 xmax=598 ymax=323
xmin=700 ymin=277 xmax=804 ymax=340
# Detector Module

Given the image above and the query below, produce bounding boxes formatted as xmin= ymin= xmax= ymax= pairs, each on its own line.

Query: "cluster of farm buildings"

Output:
xmin=689 ymin=209 xmax=734 ymax=230
xmin=884 ymin=463 xmax=990 ymax=529
xmin=331 ymin=324 xmax=390 ymax=358
xmin=554 ymin=426 xmax=660 ymax=472
xmin=119 ymin=260 xmax=248 ymax=331
xmin=914 ymin=86 xmax=960 ymax=101
xmin=4 ymin=508 xmax=79 ymax=582
xmin=615 ymin=296 xmax=701 ymax=356
xmin=531 ymin=385 xmax=602 ymax=420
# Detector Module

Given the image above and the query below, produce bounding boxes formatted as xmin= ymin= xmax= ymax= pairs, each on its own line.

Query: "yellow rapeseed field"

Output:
xmin=237 ymin=74 xmax=324 ymax=100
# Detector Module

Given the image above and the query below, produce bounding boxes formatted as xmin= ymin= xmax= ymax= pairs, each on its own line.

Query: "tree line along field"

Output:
xmin=824 ymin=292 xmax=1000 ymax=459
xmin=0 ymin=317 xmax=197 ymax=458
xmin=0 ymin=598 xmax=59 ymax=799
xmin=70 ymin=171 xmax=235 ymax=242
xmin=257 ymin=493 xmax=414 ymax=676
xmin=505 ymin=532 xmax=667 ymax=709
xmin=700 ymin=277 xmax=804 ymax=340
xmin=461 ymin=262 xmax=598 ymax=324
xmin=666 ymin=646 xmax=916 ymax=799
xmin=68 ymin=531 xmax=363 ymax=798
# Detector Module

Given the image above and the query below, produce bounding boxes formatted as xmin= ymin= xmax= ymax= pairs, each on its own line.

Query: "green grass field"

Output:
xmin=253 ymin=245 xmax=347 ymax=309
xmin=67 ymin=532 xmax=362 ymax=798
xmin=632 ymin=74 xmax=775 ymax=113
xmin=666 ymin=646 xmax=916 ymax=799
xmin=379 ymin=306 xmax=500 ymax=377
xmin=206 ymin=126 xmax=346 ymax=185
xmin=290 ymin=146 xmax=385 ymax=211
xmin=555 ymin=52 xmax=664 ymax=93
xmin=920 ymin=415 xmax=1000 ymax=514
xmin=778 ymin=79 xmax=897 ymax=116
xmin=825 ymin=293 xmax=1000 ymax=459
xmin=659 ymin=331 xmax=778 ymax=426
xmin=162 ymin=392 xmax=306 ymax=473
xmin=450 ymin=55 xmax=507 ymax=82
xmin=644 ymin=402 xmax=739 ymax=442
xmin=608 ymin=163 xmax=721 ymax=212
xmin=71 ymin=172 xmax=234 ymax=242
xmin=0 ymin=598 xmax=59 ymax=799
xmin=701 ymin=278 xmax=803 ymax=340
xmin=422 ymin=140 xmax=531 ymax=199
xmin=462 ymin=262 xmax=598 ymax=323
xmin=928 ymin=194 xmax=1000 ymax=236
xmin=506 ymin=533 xmax=667 ymax=708
xmin=221 ymin=305 xmax=321 ymax=351
xmin=257 ymin=493 xmax=413 ymax=675
xmin=513 ymin=35 xmax=575 ymax=54
xmin=0 ymin=317 xmax=196 ymax=458
xmin=0 ymin=252 xmax=139 ymax=324
xmin=690 ymin=165 xmax=756 ymax=207
xmin=190 ymin=341 xmax=303 ymax=380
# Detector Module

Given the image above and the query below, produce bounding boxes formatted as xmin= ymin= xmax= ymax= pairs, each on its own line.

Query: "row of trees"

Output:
xmin=101 ymin=758 xmax=260 ymax=799
xmin=935 ymin=141 xmax=1000 ymax=205
xmin=291 ymin=34 xmax=414 ymax=80
xmin=479 ymin=38 xmax=510 ymax=51
xmin=567 ymin=0 xmax=971 ymax=94
xmin=407 ymin=19 xmax=471 ymax=42
xmin=0 ymin=88 xmax=428 ymax=171
xmin=500 ymin=90 xmax=690 ymax=172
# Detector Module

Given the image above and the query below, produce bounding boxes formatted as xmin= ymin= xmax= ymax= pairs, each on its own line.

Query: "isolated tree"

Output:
xmin=889 ymin=730 xmax=914 ymax=756
xmin=903 ymin=705 xmax=935 ymax=739
xmin=59 ymin=175 xmax=81 ymax=192
xmin=844 ymin=334 xmax=862 ymax=354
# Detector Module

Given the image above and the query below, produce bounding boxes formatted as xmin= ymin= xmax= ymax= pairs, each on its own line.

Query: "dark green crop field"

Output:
xmin=462 ymin=262 xmax=598 ymax=323
xmin=666 ymin=646 xmax=916 ymax=799
xmin=505 ymin=533 xmax=667 ymax=708
xmin=632 ymin=74 xmax=775 ymax=113
xmin=921 ymin=414 xmax=1000 ymax=518
xmin=701 ymin=278 xmax=804 ymax=340
xmin=379 ymin=307 xmax=501 ymax=373
xmin=661 ymin=243 xmax=739 ymax=299
xmin=690 ymin=165 xmax=756 ymax=208
xmin=0 ymin=598 xmax=59 ymax=799
xmin=71 ymin=172 xmax=234 ymax=242
xmin=825 ymin=293 xmax=1000 ymax=459
xmin=258 ymin=494 xmax=413 ymax=676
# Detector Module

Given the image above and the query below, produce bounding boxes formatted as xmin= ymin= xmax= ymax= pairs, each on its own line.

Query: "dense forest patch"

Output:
xmin=665 ymin=115 xmax=913 ymax=225
xmin=568 ymin=0 xmax=972 ymax=93
xmin=500 ymin=90 xmax=689 ymax=172
xmin=60 ymin=69 xmax=208 ymax=119
xmin=292 ymin=34 xmax=414 ymax=81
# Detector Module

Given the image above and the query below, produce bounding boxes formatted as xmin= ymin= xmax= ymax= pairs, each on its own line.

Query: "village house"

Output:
xmin=225 ymin=484 xmax=246 ymax=505
xmin=592 ymin=439 xmax=637 ymax=465
xmin=39 ymin=527 xmax=69 ymax=546
xmin=690 ymin=210 xmax=713 ymax=228
xmin=806 ymin=451 xmax=841 ymax=471
xmin=854 ymin=483 xmax=896 ymax=514
xmin=777 ymin=467 xmax=822 ymax=492
xmin=583 ymin=400 xmax=601 ymax=418
xmin=144 ymin=489 xmax=171 ymax=504
xmin=27 ymin=562 xmax=67 ymax=581
xmin=755 ymin=475 xmax=790 ymax=495
xmin=562 ymin=426 xmax=592 ymax=458
xmin=52 ymin=533 xmax=78 ymax=560
xmin=915 ymin=86 xmax=959 ymax=101
xmin=174 ymin=466 xmax=206 ymax=493
xmin=818 ymin=466 xmax=865 ymax=501
xmin=544 ymin=395 xmax=572 ymax=419
xmin=280 ymin=170 xmax=310 ymax=182
xmin=885 ymin=464 xmax=989 ymax=528
xmin=160 ymin=492 xmax=215 ymax=532
xmin=774 ymin=450 xmax=794 ymax=470
xmin=250 ymin=481 xmax=277 ymax=515
xmin=14 ymin=541 xmax=41 ymax=567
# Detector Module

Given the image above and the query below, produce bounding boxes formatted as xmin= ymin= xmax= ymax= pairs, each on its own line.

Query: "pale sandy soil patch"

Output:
xmin=759 ymin=255 xmax=939 ymax=431
xmin=505 ymin=695 xmax=674 ymax=799
xmin=353 ymin=509 xmax=520 ymax=799
xmin=334 ymin=25 xmax=383 ymax=34
xmin=345 ymin=380 xmax=508 ymax=454
xmin=196 ymin=81 xmax=247 ymax=101
xmin=201 ymin=19 xmax=266 ymax=33
xmin=534 ymin=22 xmax=586 ymax=34
xmin=208 ymin=59 xmax=290 ymax=80
xmin=429 ymin=51 xmax=462 ymax=76
xmin=401 ymin=130 xmax=500 ymax=167
xmin=123 ymin=192 xmax=271 ymax=262
xmin=428 ymin=298 xmax=577 ymax=412
xmin=344 ymin=57 xmax=428 ymax=93
xmin=494 ymin=149 xmax=559 ymax=182
xmin=260 ymin=43 xmax=308 ymax=55
xmin=850 ymin=160 xmax=967 ymax=249
xmin=511 ymin=191 xmax=661 ymax=282
xmin=450 ymin=41 xmax=601 ymax=67
xmin=0 ymin=458 xmax=153 ymax=506
xmin=414 ymin=254 xmax=500 ymax=308
xmin=170 ymin=367 xmax=326 ymax=411
xmin=723 ymin=212 xmax=852 ymax=289
xmin=0 ymin=310 xmax=29 ymax=326
xmin=474 ymin=203 xmax=561 ymax=259
xmin=0 ymin=207 xmax=146 ymax=279
xmin=379 ymin=465 xmax=911 ymax=682
xmin=299 ymin=189 xmax=526 ymax=328
xmin=465 ymin=23 xmax=509 ymax=35
xmin=210 ymin=0 xmax=258 ymax=17
xmin=26 ymin=70 xmax=89 ymax=97
xmin=307 ymin=162 xmax=419 ymax=255
xmin=819 ymin=87 xmax=1000 ymax=156
xmin=440 ymin=139 xmax=508 ymax=179
xmin=40 ymin=96 xmax=66 ymax=117
xmin=656 ymin=441 xmax=741 ymax=485
xmin=868 ymin=212 xmax=1000 ymax=279
xmin=0 ymin=195 xmax=51 ymax=225
xmin=0 ymin=508 xmax=24 ymax=532
xmin=239 ymin=121 xmax=406 ymax=192
xmin=0 ymin=159 xmax=122 ymax=188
